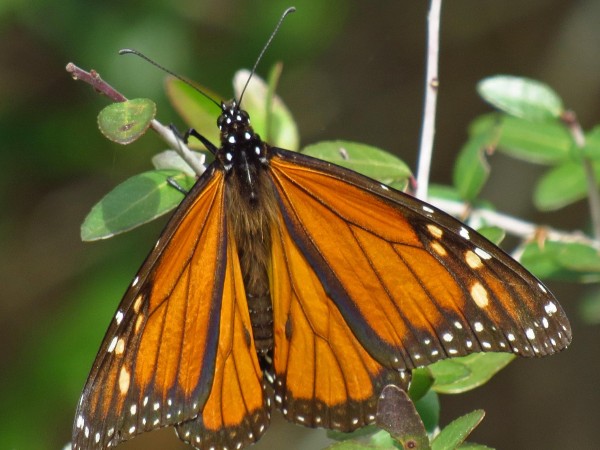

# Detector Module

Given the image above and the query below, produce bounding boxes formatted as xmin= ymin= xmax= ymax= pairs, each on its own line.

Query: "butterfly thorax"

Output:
xmin=218 ymin=100 xmax=278 ymax=354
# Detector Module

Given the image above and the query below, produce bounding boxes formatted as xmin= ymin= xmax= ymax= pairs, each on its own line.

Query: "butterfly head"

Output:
xmin=217 ymin=100 xmax=269 ymax=173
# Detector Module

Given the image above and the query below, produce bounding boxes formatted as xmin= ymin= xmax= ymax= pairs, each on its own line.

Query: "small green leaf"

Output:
xmin=151 ymin=149 xmax=206 ymax=176
xmin=477 ymin=76 xmax=564 ymax=121
xmin=165 ymin=77 xmax=222 ymax=150
xmin=431 ymin=410 xmax=485 ymax=450
xmin=476 ymin=226 xmax=505 ymax=245
xmin=302 ymin=141 xmax=412 ymax=187
xmin=521 ymin=241 xmax=600 ymax=282
xmin=428 ymin=359 xmax=471 ymax=387
xmin=410 ymin=368 xmax=435 ymax=401
xmin=470 ymin=114 xmax=572 ymax=164
xmin=583 ymin=125 xmax=600 ymax=160
xmin=81 ymin=170 xmax=196 ymax=241
xmin=579 ymin=288 xmax=600 ymax=325
xmin=453 ymin=127 xmax=492 ymax=200
xmin=97 ymin=98 xmax=156 ymax=144
xmin=458 ymin=444 xmax=494 ymax=450
xmin=534 ymin=160 xmax=600 ymax=211
xmin=233 ymin=68 xmax=300 ymax=150
xmin=430 ymin=353 xmax=515 ymax=394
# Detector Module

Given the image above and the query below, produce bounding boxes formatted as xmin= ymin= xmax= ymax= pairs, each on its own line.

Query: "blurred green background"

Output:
xmin=2 ymin=1 xmax=599 ymax=448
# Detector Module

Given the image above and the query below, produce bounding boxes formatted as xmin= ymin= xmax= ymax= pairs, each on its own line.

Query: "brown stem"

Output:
xmin=65 ymin=63 xmax=127 ymax=102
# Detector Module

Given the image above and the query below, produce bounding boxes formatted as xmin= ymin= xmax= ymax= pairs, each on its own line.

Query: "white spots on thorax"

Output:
xmin=115 ymin=310 xmax=124 ymax=325
xmin=426 ymin=224 xmax=444 ymax=239
xmin=474 ymin=247 xmax=492 ymax=260
xmin=545 ymin=301 xmax=557 ymax=315
xmin=119 ymin=367 xmax=130 ymax=394
xmin=526 ymin=328 xmax=535 ymax=340
xmin=244 ymin=131 xmax=252 ymax=140
xmin=225 ymin=152 xmax=233 ymax=162
xmin=228 ymin=135 xmax=236 ymax=144
xmin=470 ymin=282 xmax=489 ymax=308
xmin=465 ymin=250 xmax=483 ymax=269
xmin=255 ymin=146 xmax=261 ymax=155
xmin=459 ymin=227 xmax=470 ymax=240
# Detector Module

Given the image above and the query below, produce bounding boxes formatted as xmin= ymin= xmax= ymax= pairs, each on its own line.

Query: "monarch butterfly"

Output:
xmin=72 ymin=11 xmax=571 ymax=450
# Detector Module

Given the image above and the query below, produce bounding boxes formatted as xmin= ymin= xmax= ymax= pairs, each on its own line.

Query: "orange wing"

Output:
xmin=266 ymin=148 xmax=571 ymax=429
xmin=72 ymin=167 xmax=268 ymax=450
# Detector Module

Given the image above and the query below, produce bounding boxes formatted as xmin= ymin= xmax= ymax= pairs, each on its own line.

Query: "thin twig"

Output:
xmin=415 ymin=0 xmax=442 ymax=201
xmin=562 ymin=110 xmax=600 ymax=240
xmin=65 ymin=62 xmax=205 ymax=176
xmin=430 ymin=196 xmax=600 ymax=249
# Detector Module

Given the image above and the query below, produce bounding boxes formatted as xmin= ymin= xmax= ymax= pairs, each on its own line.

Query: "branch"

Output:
xmin=65 ymin=62 xmax=205 ymax=176
xmin=415 ymin=0 xmax=443 ymax=201
xmin=430 ymin=196 xmax=599 ymax=249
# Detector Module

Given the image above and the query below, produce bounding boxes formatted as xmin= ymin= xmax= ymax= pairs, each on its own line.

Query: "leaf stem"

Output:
xmin=562 ymin=110 xmax=600 ymax=240
xmin=415 ymin=0 xmax=443 ymax=201
xmin=65 ymin=62 xmax=205 ymax=177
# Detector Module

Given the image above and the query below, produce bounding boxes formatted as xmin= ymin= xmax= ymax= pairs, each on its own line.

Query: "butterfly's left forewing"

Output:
xmin=73 ymin=166 xmax=268 ymax=450
xmin=267 ymin=147 xmax=570 ymax=394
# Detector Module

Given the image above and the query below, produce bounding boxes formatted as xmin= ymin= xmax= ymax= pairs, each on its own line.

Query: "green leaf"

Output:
xmin=430 ymin=353 xmax=515 ymax=394
xmin=302 ymin=141 xmax=412 ymax=187
xmin=534 ymin=160 xmax=600 ymax=211
xmin=470 ymin=114 xmax=572 ymax=164
xmin=521 ymin=241 xmax=600 ymax=282
xmin=151 ymin=149 xmax=205 ymax=176
xmin=165 ymin=77 xmax=222 ymax=150
xmin=233 ymin=68 xmax=300 ymax=150
xmin=97 ymin=98 xmax=156 ymax=144
xmin=458 ymin=444 xmax=494 ymax=450
xmin=414 ymin=389 xmax=440 ymax=434
xmin=475 ymin=226 xmax=505 ymax=245
xmin=81 ymin=170 xmax=196 ymax=241
xmin=578 ymin=288 xmax=600 ymax=325
xmin=583 ymin=125 xmax=600 ymax=160
xmin=453 ymin=126 xmax=492 ymax=200
xmin=409 ymin=368 xmax=435 ymax=401
xmin=477 ymin=76 xmax=564 ymax=121
xmin=431 ymin=410 xmax=485 ymax=450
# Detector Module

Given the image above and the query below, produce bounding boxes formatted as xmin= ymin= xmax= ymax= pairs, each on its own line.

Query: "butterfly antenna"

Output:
xmin=118 ymin=48 xmax=221 ymax=108
xmin=237 ymin=6 xmax=296 ymax=109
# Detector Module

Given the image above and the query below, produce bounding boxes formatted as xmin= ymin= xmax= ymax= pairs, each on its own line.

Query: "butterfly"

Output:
xmin=71 ymin=16 xmax=571 ymax=450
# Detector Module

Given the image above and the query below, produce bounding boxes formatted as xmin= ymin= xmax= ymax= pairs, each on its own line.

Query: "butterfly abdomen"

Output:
xmin=226 ymin=166 xmax=279 ymax=354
